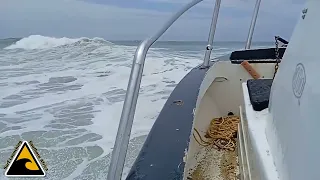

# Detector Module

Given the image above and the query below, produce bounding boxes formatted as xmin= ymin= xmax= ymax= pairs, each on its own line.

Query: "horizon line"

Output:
xmin=0 ymin=37 xmax=274 ymax=43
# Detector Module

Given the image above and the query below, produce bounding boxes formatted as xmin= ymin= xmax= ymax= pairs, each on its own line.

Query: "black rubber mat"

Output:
xmin=247 ymin=79 xmax=273 ymax=111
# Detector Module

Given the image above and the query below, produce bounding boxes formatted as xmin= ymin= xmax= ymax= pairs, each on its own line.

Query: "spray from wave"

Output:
xmin=4 ymin=35 xmax=113 ymax=50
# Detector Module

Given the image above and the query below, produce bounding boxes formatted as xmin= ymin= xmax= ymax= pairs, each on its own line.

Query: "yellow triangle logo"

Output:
xmin=5 ymin=141 xmax=46 ymax=177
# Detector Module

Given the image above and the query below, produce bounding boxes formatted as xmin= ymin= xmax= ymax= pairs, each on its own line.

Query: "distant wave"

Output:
xmin=3 ymin=35 xmax=113 ymax=50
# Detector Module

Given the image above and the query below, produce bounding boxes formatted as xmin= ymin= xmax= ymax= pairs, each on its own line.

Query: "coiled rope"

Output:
xmin=193 ymin=115 xmax=240 ymax=151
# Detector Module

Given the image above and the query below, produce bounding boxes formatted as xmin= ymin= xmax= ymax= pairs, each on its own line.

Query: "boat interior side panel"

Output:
xmin=241 ymin=82 xmax=279 ymax=180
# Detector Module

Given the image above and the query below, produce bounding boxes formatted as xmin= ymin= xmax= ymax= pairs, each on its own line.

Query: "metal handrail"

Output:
xmin=203 ymin=0 xmax=221 ymax=67
xmin=107 ymin=0 xmax=262 ymax=179
xmin=245 ymin=0 xmax=262 ymax=49
xmin=107 ymin=0 xmax=208 ymax=179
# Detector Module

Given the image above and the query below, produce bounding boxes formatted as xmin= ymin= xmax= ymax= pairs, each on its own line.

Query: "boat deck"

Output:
xmin=188 ymin=146 xmax=239 ymax=180
xmin=188 ymin=115 xmax=240 ymax=180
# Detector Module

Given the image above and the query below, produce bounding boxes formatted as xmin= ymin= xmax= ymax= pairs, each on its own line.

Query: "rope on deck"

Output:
xmin=193 ymin=115 xmax=240 ymax=151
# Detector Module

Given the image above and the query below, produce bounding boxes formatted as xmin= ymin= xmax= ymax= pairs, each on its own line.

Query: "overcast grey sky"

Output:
xmin=0 ymin=0 xmax=305 ymax=41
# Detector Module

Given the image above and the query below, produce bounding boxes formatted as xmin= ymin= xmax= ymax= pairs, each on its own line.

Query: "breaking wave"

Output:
xmin=4 ymin=35 xmax=113 ymax=50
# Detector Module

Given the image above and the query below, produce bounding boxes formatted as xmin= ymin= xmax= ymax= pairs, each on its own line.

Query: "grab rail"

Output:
xmin=107 ymin=0 xmax=262 ymax=179
xmin=203 ymin=0 xmax=221 ymax=67
xmin=107 ymin=0 xmax=208 ymax=179
xmin=245 ymin=0 xmax=262 ymax=49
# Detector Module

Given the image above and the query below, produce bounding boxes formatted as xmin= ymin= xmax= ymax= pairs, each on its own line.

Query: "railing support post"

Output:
xmin=202 ymin=0 xmax=222 ymax=68
xmin=245 ymin=0 xmax=262 ymax=50
xmin=107 ymin=0 xmax=204 ymax=179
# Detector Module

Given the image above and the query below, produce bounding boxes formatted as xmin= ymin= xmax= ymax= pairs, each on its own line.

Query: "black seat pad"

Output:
xmin=247 ymin=79 xmax=273 ymax=111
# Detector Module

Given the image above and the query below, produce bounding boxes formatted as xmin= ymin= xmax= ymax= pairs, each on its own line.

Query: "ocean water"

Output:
xmin=0 ymin=35 xmax=273 ymax=179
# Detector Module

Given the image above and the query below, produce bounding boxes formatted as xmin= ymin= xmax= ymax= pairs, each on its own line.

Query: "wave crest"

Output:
xmin=4 ymin=35 xmax=113 ymax=50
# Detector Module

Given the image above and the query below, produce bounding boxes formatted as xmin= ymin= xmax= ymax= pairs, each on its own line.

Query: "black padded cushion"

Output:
xmin=247 ymin=79 xmax=273 ymax=111
xmin=230 ymin=48 xmax=286 ymax=64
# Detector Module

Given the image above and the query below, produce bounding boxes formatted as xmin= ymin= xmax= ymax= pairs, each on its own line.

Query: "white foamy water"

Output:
xmin=0 ymin=35 xmax=240 ymax=179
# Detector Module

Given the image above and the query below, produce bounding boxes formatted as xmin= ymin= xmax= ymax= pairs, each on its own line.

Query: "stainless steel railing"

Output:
xmin=107 ymin=0 xmax=207 ymax=179
xmin=107 ymin=0 xmax=262 ymax=179
xmin=203 ymin=0 xmax=221 ymax=67
xmin=245 ymin=0 xmax=262 ymax=49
